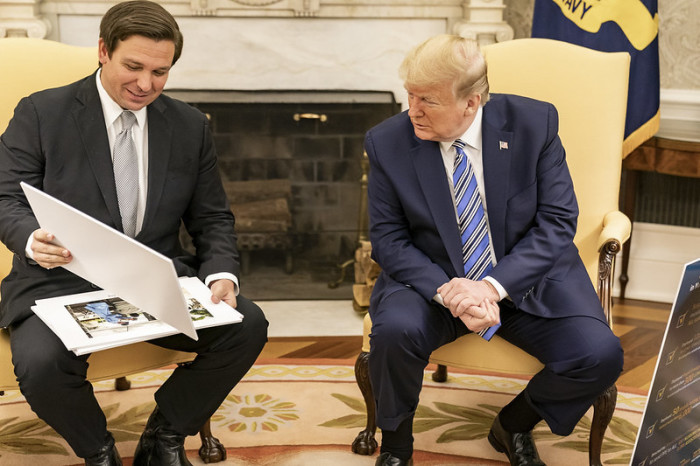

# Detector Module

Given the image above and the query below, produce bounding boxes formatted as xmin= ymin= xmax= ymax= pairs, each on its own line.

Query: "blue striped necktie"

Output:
xmin=452 ymin=139 xmax=499 ymax=340
xmin=452 ymin=139 xmax=493 ymax=280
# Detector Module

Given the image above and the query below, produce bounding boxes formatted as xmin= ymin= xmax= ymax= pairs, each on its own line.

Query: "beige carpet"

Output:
xmin=0 ymin=360 xmax=646 ymax=465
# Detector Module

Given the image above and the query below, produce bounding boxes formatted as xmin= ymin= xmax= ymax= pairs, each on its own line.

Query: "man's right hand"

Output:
xmin=30 ymin=229 xmax=72 ymax=269
xmin=459 ymin=298 xmax=500 ymax=334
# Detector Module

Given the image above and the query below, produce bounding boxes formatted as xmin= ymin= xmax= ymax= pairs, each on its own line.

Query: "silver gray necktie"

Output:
xmin=112 ymin=111 xmax=139 ymax=237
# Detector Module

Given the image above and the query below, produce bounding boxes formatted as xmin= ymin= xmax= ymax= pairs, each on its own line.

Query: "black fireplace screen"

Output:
xmin=169 ymin=90 xmax=399 ymax=300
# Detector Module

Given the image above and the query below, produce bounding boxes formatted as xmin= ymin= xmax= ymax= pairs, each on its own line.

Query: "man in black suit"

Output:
xmin=0 ymin=2 xmax=268 ymax=465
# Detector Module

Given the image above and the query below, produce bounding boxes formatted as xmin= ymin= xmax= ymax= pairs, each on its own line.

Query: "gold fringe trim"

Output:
xmin=623 ymin=110 xmax=660 ymax=157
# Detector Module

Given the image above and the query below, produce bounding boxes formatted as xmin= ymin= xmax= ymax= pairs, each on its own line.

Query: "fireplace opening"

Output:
xmin=168 ymin=90 xmax=400 ymax=301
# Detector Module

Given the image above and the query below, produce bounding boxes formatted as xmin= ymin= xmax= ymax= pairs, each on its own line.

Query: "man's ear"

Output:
xmin=463 ymin=93 xmax=482 ymax=116
xmin=97 ymin=38 xmax=109 ymax=66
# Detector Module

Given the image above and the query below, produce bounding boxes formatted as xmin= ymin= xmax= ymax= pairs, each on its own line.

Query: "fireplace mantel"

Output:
xmin=2 ymin=0 xmax=513 ymax=44
xmin=0 ymin=0 xmax=513 ymax=108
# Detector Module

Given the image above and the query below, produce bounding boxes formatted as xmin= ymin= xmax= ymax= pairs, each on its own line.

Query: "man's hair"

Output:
xmin=99 ymin=0 xmax=183 ymax=65
xmin=399 ymin=34 xmax=490 ymax=104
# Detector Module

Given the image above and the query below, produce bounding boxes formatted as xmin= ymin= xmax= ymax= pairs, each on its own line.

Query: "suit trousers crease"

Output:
xmin=367 ymin=288 xmax=623 ymax=436
xmin=9 ymin=294 xmax=268 ymax=458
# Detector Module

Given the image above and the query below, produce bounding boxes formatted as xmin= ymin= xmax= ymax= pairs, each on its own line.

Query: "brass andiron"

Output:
xmin=328 ymin=151 xmax=370 ymax=289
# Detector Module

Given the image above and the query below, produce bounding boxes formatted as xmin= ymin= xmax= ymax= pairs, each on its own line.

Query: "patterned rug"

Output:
xmin=0 ymin=360 xmax=646 ymax=465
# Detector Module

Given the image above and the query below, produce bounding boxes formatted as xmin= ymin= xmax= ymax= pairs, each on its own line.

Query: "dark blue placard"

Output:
xmin=630 ymin=258 xmax=700 ymax=465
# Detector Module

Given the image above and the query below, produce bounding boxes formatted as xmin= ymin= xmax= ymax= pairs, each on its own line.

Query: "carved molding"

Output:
xmin=503 ymin=0 xmax=533 ymax=39
xmin=0 ymin=0 xmax=51 ymax=38
xmin=454 ymin=0 xmax=513 ymax=45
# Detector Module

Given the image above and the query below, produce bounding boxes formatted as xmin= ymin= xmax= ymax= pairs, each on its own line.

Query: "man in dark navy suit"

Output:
xmin=366 ymin=34 xmax=623 ymax=466
xmin=0 ymin=2 xmax=267 ymax=465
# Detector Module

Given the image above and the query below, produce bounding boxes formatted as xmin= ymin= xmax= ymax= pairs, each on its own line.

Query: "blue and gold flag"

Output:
xmin=532 ymin=0 xmax=659 ymax=156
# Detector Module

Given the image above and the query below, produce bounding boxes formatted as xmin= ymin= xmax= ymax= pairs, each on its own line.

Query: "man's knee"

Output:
xmin=13 ymin=345 xmax=87 ymax=397
xmin=235 ymin=297 xmax=269 ymax=350
xmin=557 ymin=330 xmax=623 ymax=388
xmin=591 ymin=332 xmax=624 ymax=386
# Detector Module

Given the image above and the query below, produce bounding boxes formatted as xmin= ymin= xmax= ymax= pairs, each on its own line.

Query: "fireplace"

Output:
xmin=6 ymin=0 xmax=514 ymax=300
xmin=169 ymin=90 xmax=399 ymax=300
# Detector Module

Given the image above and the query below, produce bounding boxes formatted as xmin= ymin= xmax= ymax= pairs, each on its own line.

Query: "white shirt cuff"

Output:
xmin=25 ymin=232 xmax=36 ymax=261
xmin=484 ymin=276 xmax=508 ymax=301
xmin=205 ymin=272 xmax=239 ymax=296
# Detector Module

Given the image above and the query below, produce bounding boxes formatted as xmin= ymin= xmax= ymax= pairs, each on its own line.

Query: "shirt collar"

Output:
xmin=440 ymin=104 xmax=484 ymax=154
xmin=95 ymin=68 xmax=147 ymax=129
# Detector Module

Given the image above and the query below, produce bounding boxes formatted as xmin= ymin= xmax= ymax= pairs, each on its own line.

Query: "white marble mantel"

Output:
xmin=0 ymin=0 xmax=513 ymax=107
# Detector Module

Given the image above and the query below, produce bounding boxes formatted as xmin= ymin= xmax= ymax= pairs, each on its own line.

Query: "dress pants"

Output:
xmin=368 ymin=287 xmax=623 ymax=436
xmin=9 ymin=294 xmax=268 ymax=458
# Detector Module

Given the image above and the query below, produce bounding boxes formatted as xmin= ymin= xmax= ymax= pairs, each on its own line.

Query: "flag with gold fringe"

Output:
xmin=532 ymin=0 xmax=659 ymax=156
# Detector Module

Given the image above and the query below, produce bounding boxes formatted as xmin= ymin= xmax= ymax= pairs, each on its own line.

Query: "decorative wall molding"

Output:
xmin=0 ymin=0 xmax=50 ymax=37
xmin=37 ymin=0 xmax=466 ymax=20
xmin=503 ymin=0 xmax=533 ymax=39
xmin=453 ymin=0 xmax=513 ymax=45
xmin=659 ymin=89 xmax=700 ymax=142
xmin=615 ymin=222 xmax=700 ymax=303
xmin=10 ymin=0 xmax=516 ymax=40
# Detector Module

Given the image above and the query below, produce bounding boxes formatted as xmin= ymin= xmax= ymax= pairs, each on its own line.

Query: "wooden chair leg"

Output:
xmin=432 ymin=364 xmax=448 ymax=382
xmin=589 ymin=384 xmax=617 ymax=466
xmin=351 ymin=351 xmax=378 ymax=455
xmin=115 ymin=376 xmax=131 ymax=391
xmin=198 ymin=418 xmax=227 ymax=463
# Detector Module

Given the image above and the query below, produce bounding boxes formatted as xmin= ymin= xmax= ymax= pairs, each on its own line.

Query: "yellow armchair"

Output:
xmin=351 ymin=38 xmax=631 ymax=466
xmin=0 ymin=38 xmax=225 ymax=462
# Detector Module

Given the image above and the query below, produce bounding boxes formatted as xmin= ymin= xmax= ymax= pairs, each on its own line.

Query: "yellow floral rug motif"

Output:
xmin=0 ymin=363 xmax=645 ymax=465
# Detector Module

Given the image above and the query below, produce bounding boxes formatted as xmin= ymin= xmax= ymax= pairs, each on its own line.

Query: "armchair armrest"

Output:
xmin=596 ymin=210 xmax=631 ymax=327
xmin=598 ymin=210 xmax=631 ymax=250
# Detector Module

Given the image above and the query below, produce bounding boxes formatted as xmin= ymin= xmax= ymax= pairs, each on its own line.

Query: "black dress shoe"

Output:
xmin=84 ymin=434 xmax=122 ymax=466
xmin=133 ymin=406 xmax=192 ymax=466
xmin=375 ymin=451 xmax=414 ymax=466
xmin=488 ymin=415 xmax=546 ymax=466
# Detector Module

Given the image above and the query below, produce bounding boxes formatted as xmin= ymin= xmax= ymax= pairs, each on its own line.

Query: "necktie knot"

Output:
xmin=452 ymin=139 xmax=467 ymax=151
xmin=453 ymin=139 xmax=467 ymax=170
xmin=119 ymin=111 xmax=136 ymax=133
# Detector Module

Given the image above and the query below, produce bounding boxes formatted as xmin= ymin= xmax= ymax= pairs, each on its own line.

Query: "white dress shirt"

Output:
xmin=96 ymin=69 xmax=149 ymax=235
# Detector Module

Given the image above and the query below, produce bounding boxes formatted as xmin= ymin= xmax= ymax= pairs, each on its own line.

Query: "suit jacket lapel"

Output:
xmin=141 ymin=97 xmax=172 ymax=233
xmin=72 ymin=75 xmax=123 ymax=229
xmin=482 ymin=107 xmax=512 ymax=260
xmin=411 ymin=139 xmax=464 ymax=277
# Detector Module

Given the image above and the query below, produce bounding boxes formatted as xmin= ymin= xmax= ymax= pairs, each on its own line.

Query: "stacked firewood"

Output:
xmin=224 ymin=179 xmax=292 ymax=234
xmin=222 ymin=179 xmax=293 ymax=274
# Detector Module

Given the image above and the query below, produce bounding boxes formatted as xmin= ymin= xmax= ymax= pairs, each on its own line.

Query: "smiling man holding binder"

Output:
xmin=0 ymin=2 xmax=268 ymax=465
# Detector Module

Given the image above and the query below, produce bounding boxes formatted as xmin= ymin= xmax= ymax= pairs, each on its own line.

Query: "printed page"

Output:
xmin=32 ymin=277 xmax=243 ymax=355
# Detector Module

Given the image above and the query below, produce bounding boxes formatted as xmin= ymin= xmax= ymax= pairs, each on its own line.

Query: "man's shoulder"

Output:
xmin=487 ymin=93 xmax=554 ymax=111
xmin=368 ymin=110 xmax=411 ymax=137
xmin=27 ymin=74 xmax=93 ymax=105
xmin=153 ymin=93 xmax=207 ymax=122
xmin=484 ymin=93 xmax=556 ymax=128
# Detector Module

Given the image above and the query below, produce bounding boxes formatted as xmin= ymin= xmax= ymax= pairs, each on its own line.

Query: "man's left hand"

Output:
xmin=437 ymin=278 xmax=499 ymax=318
xmin=209 ymin=279 xmax=237 ymax=308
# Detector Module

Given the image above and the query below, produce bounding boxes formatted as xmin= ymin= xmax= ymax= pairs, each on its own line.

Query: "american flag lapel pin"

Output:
xmin=499 ymin=140 xmax=509 ymax=150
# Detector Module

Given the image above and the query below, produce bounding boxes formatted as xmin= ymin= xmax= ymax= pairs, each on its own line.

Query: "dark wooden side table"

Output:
xmin=619 ymin=137 xmax=700 ymax=299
